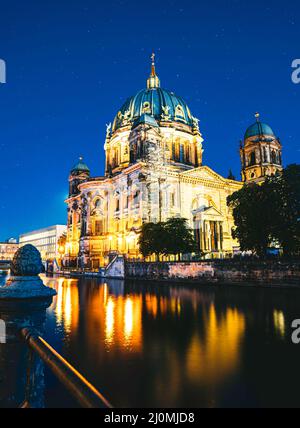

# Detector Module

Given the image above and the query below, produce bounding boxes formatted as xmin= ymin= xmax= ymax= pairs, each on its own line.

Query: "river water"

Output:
xmin=2 ymin=274 xmax=300 ymax=407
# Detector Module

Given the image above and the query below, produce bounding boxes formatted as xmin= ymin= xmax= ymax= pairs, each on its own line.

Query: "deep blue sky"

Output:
xmin=0 ymin=0 xmax=299 ymax=241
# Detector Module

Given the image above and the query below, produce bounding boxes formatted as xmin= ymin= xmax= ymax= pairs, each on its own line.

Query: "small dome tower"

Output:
xmin=69 ymin=157 xmax=90 ymax=196
xmin=240 ymin=113 xmax=283 ymax=183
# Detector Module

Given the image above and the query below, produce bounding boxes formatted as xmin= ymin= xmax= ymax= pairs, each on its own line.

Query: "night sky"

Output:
xmin=0 ymin=0 xmax=299 ymax=241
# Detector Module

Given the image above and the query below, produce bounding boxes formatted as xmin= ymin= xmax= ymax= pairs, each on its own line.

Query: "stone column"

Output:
xmin=202 ymin=220 xmax=206 ymax=251
xmin=216 ymin=222 xmax=220 ymax=252
xmin=207 ymin=221 xmax=211 ymax=252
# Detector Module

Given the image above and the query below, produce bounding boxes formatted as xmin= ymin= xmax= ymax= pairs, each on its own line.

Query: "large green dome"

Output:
xmin=112 ymin=87 xmax=195 ymax=133
xmin=111 ymin=55 xmax=197 ymax=134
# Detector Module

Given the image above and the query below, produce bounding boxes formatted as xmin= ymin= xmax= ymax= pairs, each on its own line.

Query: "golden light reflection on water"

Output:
xmin=40 ymin=276 xmax=297 ymax=407
xmin=124 ymin=298 xmax=133 ymax=341
xmin=273 ymin=310 xmax=286 ymax=338
xmin=42 ymin=279 xmax=248 ymax=394
xmin=45 ymin=277 xmax=79 ymax=333
xmin=186 ymin=305 xmax=245 ymax=385
xmin=105 ymin=297 xmax=115 ymax=346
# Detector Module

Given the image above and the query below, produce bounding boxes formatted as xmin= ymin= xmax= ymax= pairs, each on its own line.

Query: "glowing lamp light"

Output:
xmin=58 ymin=245 xmax=65 ymax=255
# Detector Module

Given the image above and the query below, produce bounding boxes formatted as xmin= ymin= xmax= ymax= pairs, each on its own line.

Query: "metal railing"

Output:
xmin=21 ymin=328 xmax=113 ymax=409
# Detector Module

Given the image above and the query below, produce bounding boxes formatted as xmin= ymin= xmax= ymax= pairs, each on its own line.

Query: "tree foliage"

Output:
xmin=138 ymin=218 xmax=198 ymax=260
xmin=138 ymin=222 xmax=166 ymax=260
xmin=270 ymin=164 xmax=300 ymax=255
xmin=227 ymin=164 xmax=300 ymax=257
xmin=227 ymin=183 xmax=275 ymax=257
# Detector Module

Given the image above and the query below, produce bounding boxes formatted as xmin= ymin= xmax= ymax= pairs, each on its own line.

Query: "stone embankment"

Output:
xmin=123 ymin=259 xmax=300 ymax=285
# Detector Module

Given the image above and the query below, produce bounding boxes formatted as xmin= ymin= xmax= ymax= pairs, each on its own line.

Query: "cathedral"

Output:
xmin=64 ymin=55 xmax=283 ymax=269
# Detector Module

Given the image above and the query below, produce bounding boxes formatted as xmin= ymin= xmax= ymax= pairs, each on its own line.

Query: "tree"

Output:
xmin=138 ymin=222 xmax=166 ymax=260
xmin=227 ymin=183 xmax=275 ymax=257
xmin=138 ymin=218 xmax=198 ymax=260
xmin=270 ymin=164 xmax=300 ymax=256
xmin=227 ymin=164 xmax=300 ymax=258
xmin=164 ymin=218 xmax=198 ymax=260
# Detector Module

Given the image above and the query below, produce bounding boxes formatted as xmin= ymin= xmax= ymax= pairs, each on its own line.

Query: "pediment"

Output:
xmin=192 ymin=205 xmax=223 ymax=218
xmin=181 ymin=166 xmax=228 ymax=183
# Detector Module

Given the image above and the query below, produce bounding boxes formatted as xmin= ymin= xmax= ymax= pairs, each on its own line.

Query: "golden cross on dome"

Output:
xmin=255 ymin=112 xmax=260 ymax=121
xmin=151 ymin=52 xmax=156 ymax=76
xmin=147 ymin=52 xmax=160 ymax=88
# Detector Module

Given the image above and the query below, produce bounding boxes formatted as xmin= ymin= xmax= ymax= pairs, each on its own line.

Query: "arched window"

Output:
xmin=115 ymin=198 xmax=120 ymax=212
xmin=124 ymin=195 xmax=129 ymax=209
xmin=249 ymin=152 xmax=256 ymax=166
xmin=170 ymin=193 xmax=175 ymax=208
xmin=271 ymin=150 xmax=277 ymax=164
xmin=179 ymin=144 xmax=185 ymax=163
xmin=276 ymin=151 xmax=281 ymax=165
xmin=142 ymin=101 xmax=151 ymax=114
xmin=133 ymin=190 xmax=140 ymax=205
xmin=175 ymin=105 xmax=185 ymax=119
xmin=186 ymin=143 xmax=191 ymax=164
xmin=94 ymin=199 xmax=101 ymax=209
xmin=175 ymin=141 xmax=180 ymax=161
xmin=263 ymin=147 xmax=268 ymax=163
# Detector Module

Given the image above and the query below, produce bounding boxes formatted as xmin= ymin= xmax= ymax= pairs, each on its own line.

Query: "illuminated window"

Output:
xmin=95 ymin=220 xmax=103 ymax=235
xmin=115 ymin=198 xmax=120 ymax=212
xmin=142 ymin=101 xmax=151 ymax=113
xmin=175 ymin=105 xmax=185 ymax=119
xmin=170 ymin=193 xmax=175 ymax=207
xmin=174 ymin=142 xmax=180 ymax=161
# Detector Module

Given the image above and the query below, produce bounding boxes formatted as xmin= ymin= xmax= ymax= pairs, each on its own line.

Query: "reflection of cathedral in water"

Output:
xmin=64 ymin=55 xmax=283 ymax=268
xmin=43 ymin=275 xmax=290 ymax=407
xmin=47 ymin=278 xmax=245 ymax=389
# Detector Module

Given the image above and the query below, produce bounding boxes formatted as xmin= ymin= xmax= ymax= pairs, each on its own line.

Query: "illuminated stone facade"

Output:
xmin=64 ymin=57 xmax=243 ymax=269
xmin=0 ymin=241 xmax=19 ymax=261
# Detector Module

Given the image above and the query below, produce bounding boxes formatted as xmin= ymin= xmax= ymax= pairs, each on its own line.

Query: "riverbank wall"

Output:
xmin=124 ymin=260 xmax=300 ymax=285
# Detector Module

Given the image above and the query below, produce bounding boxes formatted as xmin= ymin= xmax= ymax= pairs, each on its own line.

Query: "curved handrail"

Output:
xmin=21 ymin=328 xmax=113 ymax=409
